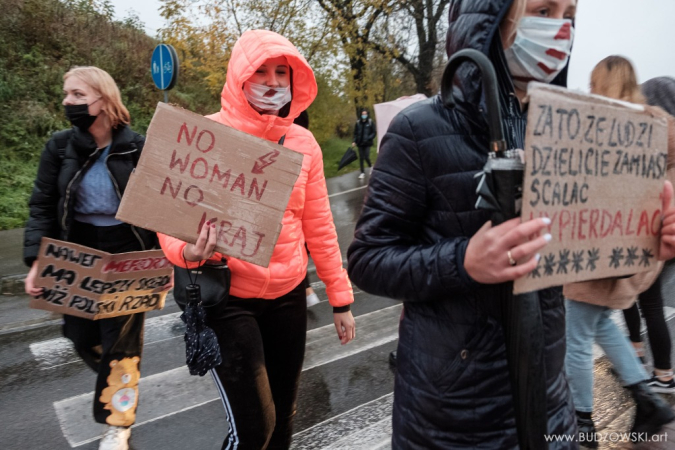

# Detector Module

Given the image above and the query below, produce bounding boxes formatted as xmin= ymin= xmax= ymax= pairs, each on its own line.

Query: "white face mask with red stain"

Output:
xmin=504 ymin=16 xmax=575 ymax=91
xmin=243 ymin=81 xmax=292 ymax=112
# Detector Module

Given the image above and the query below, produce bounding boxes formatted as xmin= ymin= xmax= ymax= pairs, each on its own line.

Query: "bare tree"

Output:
xmin=314 ymin=0 xmax=396 ymax=113
xmin=372 ymin=0 xmax=450 ymax=96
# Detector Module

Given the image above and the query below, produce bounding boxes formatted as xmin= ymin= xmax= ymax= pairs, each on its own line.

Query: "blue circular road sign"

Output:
xmin=151 ymin=44 xmax=178 ymax=91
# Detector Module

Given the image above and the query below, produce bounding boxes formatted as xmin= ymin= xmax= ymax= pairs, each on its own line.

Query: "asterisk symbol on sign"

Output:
xmin=543 ymin=253 xmax=556 ymax=276
xmin=640 ymin=248 xmax=655 ymax=267
xmin=572 ymin=251 xmax=584 ymax=273
xmin=557 ymin=249 xmax=570 ymax=274
xmin=609 ymin=247 xmax=624 ymax=269
xmin=530 ymin=258 xmax=542 ymax=278
xmin=587 ymin=248 xmax=600 ymax=271
xmin=625 ymin=246 xmax=639 ymax=267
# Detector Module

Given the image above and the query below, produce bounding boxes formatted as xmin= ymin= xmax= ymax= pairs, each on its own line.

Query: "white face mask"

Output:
xmin=243 ymin=81 xmax=292 ymax=112
xmin=504 ymin=16 xmax=575 ymax=91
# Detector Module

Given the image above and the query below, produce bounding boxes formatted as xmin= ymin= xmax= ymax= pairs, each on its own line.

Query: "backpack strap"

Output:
xmin=51 ymin=129 xmax=72 ymax=161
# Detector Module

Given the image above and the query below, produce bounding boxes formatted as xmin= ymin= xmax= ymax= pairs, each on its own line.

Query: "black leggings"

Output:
xmin=206 ymin=282 xmax=307 ymax=450
xmin=623 ymin=274 xmax=672 ymax=370
xmin=63 ymin=221 xmax=145 ymax=426
xmin=358 ymin=146 xmax=372 ymax=173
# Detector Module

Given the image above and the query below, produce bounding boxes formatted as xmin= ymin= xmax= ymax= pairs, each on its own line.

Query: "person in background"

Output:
xmin=352 ymin=108 xmax=375 ymax=179
xmin=159 ymin=30 xmax=355 ymax=449
xmin=23 ymin=66 xmax=157 ymax=450
xmin=623 ymin=76 xmax=675 ymax=393
xmin=564 ymin=56 xmax=675 ymax=448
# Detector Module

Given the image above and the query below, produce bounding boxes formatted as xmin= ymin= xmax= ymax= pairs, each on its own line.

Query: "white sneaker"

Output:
xmin=358 ymin=173 xmax=365 ymax=179
xmin=99 ymin=426 xmax=130 ymax=450
xmin=306 ymin=292 xmax=321 ymax=307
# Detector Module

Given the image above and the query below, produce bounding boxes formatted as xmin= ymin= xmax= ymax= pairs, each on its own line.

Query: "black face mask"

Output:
xmin=64 ymin=99 xmax=100 ymax=131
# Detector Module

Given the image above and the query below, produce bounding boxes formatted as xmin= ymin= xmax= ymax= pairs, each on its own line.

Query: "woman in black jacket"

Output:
xmin=349 ymin=0 xmax=580 ymax=447
xmin=23 ymin=66 xmax=155 ymax=450
xmin=352 ymin=108 xmax=376 ymax=179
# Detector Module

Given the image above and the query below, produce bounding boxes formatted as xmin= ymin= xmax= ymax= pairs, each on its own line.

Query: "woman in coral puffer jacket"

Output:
xmin=159 ymin=30 xmax=355 ymax=449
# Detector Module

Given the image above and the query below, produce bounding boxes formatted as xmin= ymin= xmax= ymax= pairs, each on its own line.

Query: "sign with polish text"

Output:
xmin=30 ymin=238 xmax=172 ymax=320
xmin=514 ymin=85 xmax=669 ymax=294
xmin=115 ymin=103 xmax=304 ymax=267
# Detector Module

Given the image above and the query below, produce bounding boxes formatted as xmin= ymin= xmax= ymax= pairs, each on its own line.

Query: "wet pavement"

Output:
xmin=2 ymin=169 xmax=675 ymax=449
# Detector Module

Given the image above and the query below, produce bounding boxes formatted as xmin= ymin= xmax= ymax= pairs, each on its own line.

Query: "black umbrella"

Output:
xmin=441 ymin=49 xmax=548 ymax=450
xmin=181 ymin=283 xmax=223 ymax=376
xmin=337 ymin=147 xmax=358 ymax=171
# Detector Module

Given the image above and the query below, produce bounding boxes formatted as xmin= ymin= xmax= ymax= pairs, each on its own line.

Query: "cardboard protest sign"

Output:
xmin=514 ymin=85 xmax=669 ymax=294
xmin=116 ymin=103 xmax=304 ymax=268
xmin=30 ymin=238 xmax=171 ymax=320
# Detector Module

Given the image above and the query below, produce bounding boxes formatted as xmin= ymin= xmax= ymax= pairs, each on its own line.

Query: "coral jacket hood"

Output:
xmin=208 ymin=29 xmax=318 ymax=142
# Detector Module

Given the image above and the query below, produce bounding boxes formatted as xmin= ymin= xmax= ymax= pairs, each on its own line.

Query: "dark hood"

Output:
xmin=445 ymin=0 xmax=570 ymax=108
xmin=642 ymin=77 xmax=675 ymax=116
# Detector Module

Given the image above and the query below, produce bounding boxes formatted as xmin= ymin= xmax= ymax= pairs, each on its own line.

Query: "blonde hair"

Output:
xmin=590 ymin=56 xmax=645 ymax=104
xmin=64 ymin=66 xmax=130 ymax=128
xmin=500 ymin=0 xmax=527 ymax=48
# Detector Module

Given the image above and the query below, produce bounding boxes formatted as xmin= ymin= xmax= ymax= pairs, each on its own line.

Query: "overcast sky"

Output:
xmin=109 ymin=0 xmax=675 ymax=92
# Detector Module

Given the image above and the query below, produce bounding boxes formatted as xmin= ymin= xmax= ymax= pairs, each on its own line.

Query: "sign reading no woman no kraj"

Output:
xmin=30 ymin=238 xmax=172 ymax=320
xmin=514 ymin=85 xmax=669 ymax=294
xmin=116 ymin=103 xmax=305 ymax=268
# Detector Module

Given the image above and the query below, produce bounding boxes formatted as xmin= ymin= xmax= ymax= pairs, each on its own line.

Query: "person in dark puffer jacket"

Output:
xmin=349 ymin=0 xmax=675 ymax=447
xmin=24 ymin=66 xmax=157 ymax=450
xmin=349 ymin=0 xmax=578 ymax=447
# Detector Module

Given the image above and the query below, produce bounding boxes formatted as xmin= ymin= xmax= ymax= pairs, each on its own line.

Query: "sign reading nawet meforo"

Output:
xmin=514 ymin=84 xmax=669 ymax=294
xmin=151 ymin=44 xmax=178 ymax=91
xmin=30 ymin=238 xmax=172 ymax=320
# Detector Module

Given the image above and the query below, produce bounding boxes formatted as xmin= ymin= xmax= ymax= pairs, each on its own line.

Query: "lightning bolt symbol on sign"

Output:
xmin=252 ymin=150 xmax=280 ymax=174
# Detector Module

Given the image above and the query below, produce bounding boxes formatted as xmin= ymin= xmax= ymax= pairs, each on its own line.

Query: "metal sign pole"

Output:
xmin=164 ymin=91 xmax=169 ymax=104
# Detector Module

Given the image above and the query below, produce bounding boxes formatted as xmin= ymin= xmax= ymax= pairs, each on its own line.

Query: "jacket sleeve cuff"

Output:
xmin=455 ymin=239 xmax=480 ymax=289
xmin=24 ymin=247 xmax=39 ymax=267
xmin=333 ymin=305 xmax=351 ymax=313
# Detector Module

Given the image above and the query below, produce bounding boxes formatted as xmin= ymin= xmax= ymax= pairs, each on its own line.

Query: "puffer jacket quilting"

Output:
xmin=24 ymin=125 xmax=154 ymax=266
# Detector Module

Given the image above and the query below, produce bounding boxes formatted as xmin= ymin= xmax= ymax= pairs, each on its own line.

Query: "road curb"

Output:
xmin=1 ymin=274 xmax=26 ymax=296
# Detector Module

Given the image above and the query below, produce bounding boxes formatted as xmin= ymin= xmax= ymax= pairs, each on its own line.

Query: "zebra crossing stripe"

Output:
xmin=30 ymin=311 xmax=184 ymax=370
xmin=290 ymin=393 xmax=393 ymax=450
xmin=53 ymin=304 xmax=403 ymax=447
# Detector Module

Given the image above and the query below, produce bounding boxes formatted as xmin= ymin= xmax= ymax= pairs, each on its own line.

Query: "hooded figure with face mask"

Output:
xmin=349 ymin=0 xmax=675 ymax=447
xmin=348 ymin=0 xmax=577 ymax=447
xmin=158 ymin=30 xmax=355 ymax=449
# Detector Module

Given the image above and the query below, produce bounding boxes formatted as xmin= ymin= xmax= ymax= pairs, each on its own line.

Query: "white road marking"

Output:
xmin=328 ymin=186 xmax=367 ymax=198
xmin=54 ymin=304 xmax=402 ymax=447
xmin=291 ymin=393 xmax=393 ymax=450
xmin=30 ymin=311 xmax=184 ymax=370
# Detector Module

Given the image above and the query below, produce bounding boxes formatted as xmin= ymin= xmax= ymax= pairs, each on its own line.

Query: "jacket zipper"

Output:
xmin=61 ymin=148 xmax=100 ymax=233
xmin=106 ymin=148 xmax=146 ymax=250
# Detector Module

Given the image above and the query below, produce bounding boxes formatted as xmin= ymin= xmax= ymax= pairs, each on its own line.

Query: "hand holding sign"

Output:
xmin=24 ymin=260 xmax=43 ymax=297
xmin=183 ymin=220 xmax=218 ymax=262
xmin=465 ymin=217 xmax=552 ymax=284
